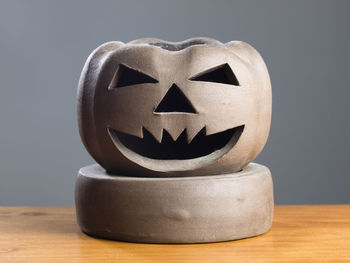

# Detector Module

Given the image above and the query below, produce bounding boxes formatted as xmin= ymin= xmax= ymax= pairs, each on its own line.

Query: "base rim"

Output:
xmin=75 ymin=163 xmax=274 ymax=244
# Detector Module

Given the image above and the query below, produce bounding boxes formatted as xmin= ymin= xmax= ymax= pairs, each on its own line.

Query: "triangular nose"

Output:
xmin=154 ymin=84 xmax=196 ymax=113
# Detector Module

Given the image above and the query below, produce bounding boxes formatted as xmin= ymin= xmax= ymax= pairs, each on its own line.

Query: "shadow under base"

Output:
xmin=75 ymin=163 xmax=274 ymax=244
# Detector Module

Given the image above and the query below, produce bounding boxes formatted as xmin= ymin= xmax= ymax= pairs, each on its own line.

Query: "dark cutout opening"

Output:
xmin=149 ymin=39 xmax=209 ymax=51
xmin=190 ymin=63 xmax=240 ymax=86
xmin=109 ymin=125 xmax=244 ymax=160
xmin=154 ymin=84 xmax=196 ymax=113
xmin=112 ymin=64 xmax=158 ymax=88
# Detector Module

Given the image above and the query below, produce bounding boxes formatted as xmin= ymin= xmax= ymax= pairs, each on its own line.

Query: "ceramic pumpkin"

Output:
xmin=77 ymin=37 xmax=271 ymax=176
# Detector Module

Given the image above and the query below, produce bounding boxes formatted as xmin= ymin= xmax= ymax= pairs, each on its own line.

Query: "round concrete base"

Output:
xmin=75 ymin=163 xmax=274 ymax=243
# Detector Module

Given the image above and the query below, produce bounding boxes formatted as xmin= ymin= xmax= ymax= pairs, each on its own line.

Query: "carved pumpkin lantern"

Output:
xmin=75 ymin=38 xmax=274 ymax=243
xmin=78 ymin=38 xmax=271 ymax=176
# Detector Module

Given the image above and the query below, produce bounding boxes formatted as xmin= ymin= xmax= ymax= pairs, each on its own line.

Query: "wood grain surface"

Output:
xmin=0 ymin=205 xmax=349 ymax=262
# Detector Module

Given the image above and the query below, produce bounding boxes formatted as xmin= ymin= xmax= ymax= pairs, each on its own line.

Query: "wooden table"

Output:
xmin=0 ymin=205 xmax=349 ymax=262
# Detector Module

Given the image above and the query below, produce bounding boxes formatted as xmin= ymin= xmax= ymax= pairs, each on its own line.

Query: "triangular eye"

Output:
xmin=189 ymin=63 xmax=240 ymax=86
xmin=110 ymin=64 xmax=158 ymax=89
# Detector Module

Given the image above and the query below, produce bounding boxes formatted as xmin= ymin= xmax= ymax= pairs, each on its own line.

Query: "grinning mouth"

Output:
xmin=107 ymin=125 xmax=244 ymax=172
xmin=108 ymin=126 xmax=244 ymax=160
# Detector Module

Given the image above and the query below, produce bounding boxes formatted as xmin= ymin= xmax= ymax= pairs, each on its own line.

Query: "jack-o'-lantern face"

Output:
xmin=78 ymin=38 xmax=271 ymax=176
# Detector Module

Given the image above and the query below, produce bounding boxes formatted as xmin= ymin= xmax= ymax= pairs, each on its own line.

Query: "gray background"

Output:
xmin=0 ymin=0 xmax=349 ymax=205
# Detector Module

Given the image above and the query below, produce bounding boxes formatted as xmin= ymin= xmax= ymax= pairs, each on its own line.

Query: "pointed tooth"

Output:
xmin=138 ymin=126 xmax=144 ymax=138
xmin=129 ymin=126 xmax=144 ymax=139
xmin=165 ymin=126 xmax=186 ymax=141
xmin=186 ymin=124 xmax=205 ymax=143
xmin=143 ymin=126 xmax=163 ymax=143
